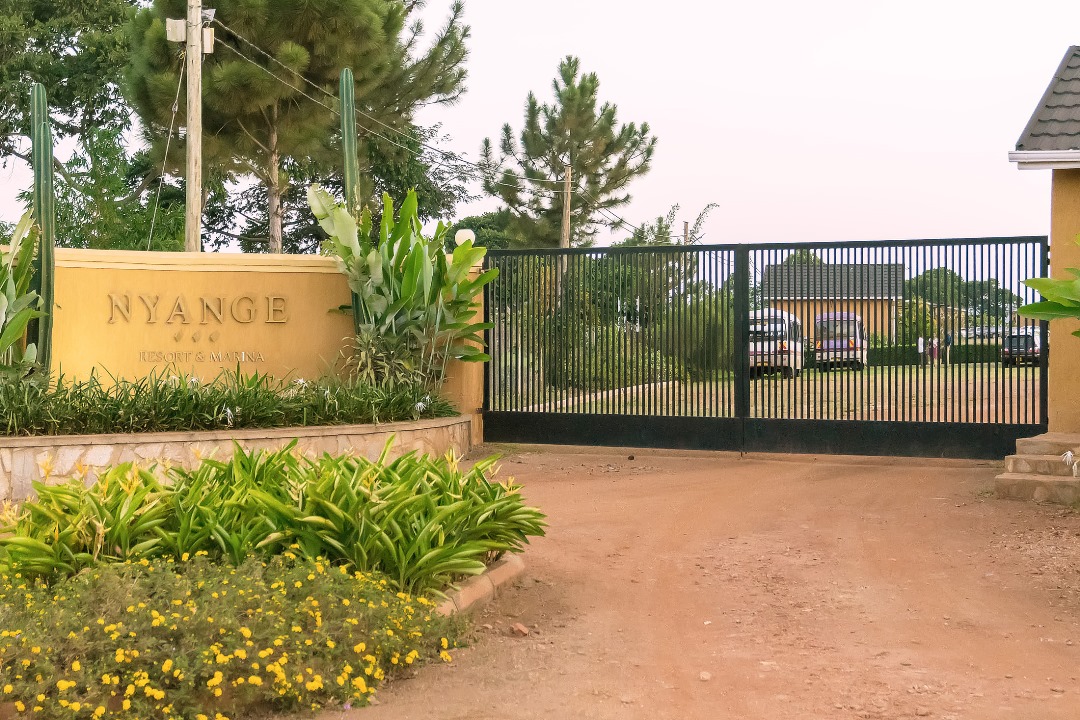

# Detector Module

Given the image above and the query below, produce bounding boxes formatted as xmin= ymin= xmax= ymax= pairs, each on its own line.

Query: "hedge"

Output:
xmin=804 ymin=343 xmax=1003 ymax=368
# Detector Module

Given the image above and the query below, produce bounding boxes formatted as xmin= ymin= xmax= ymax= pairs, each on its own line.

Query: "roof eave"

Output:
xmin=1009 ymin=150 xmax=1080 ymax=169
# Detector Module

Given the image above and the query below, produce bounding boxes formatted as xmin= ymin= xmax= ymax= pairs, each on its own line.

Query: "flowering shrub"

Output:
xmin=0 ymin=555 xmax=461 ymax=718
xmin=0 ymin=443 xmax=546 ymax=594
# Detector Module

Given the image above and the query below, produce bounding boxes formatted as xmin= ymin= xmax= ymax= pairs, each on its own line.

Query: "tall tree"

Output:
xmin=41 ymin=126 xmax=185 ymax=250
xmin=618 ymin=203 xmax=716 ymax=247
xmin=202 ymin=125 xmax=471 ymax=253
xmin=447 ymin=209 xmax=514 ymax=252
xmin=783 ymin=249 xmax=824 ymax=265
xmin=126 ymin=0 xmax=469 ymax=252
xmin=906 ymin=268 xmax=1022 ymax=322
xmin=480 ymin=56 xmax=656 ymax=248
xmin=0 ymin=0 xmax=131 ymax=163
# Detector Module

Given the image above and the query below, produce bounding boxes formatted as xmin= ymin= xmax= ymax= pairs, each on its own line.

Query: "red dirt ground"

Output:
xmin=328 ymin=446 xmax=1080 ymax=720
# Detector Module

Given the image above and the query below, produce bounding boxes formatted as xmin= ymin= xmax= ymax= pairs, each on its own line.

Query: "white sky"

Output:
xmin=3 ymin=0 xmax=1077 ymax=246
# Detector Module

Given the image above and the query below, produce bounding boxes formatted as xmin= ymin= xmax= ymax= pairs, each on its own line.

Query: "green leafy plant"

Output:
xmin=0 ymin=442 xmax=546 ymax=594
xmin=309 ymin=186 xmax=498 ymax=387
xmin=0 ymin=211 xmax=44 ymax=378
xmin=0 ymin=368 xmax=454 ymax=437
xmin=1020 ymin=254 xmax=1080 ymax=335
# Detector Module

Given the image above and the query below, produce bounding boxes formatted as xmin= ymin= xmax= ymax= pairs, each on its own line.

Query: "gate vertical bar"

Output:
xmin=734 ymin=247 xmax=751 ymax=441
xmin=483 ymin=255 xmax=493 ymax=413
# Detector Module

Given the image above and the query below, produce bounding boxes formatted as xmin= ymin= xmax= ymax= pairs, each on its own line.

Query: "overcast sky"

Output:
xmin=3 ymin=0 xmax=1078 ymax=246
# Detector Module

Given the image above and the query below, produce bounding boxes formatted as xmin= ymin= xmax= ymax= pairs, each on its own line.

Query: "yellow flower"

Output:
xmin=2 ymin=684 xmax=10 ymax=694
xmin=56 ymin=679 xmax=76 ymax=692
xmin=93 ymin=706 xmax=106 ymax=718
xmin=440 ymin=637 xmax=448 ymax=650
xmin=122 ymin=699 xmax=131 ymax=711
xmin=13 ymin=701 xmax=24 ymax=712
xmin=162 ymin=659 xmax=173 ymax=673
xmin=247 ymin=676 xmax=262 ymax=686
xmin=71 ymin=660 xmax=81 ymax=671
xmin=440 ymin=650 xmax=453 ymax=663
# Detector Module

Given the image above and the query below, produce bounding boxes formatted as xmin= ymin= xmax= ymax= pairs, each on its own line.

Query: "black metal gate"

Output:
xmin=482 ymin=237 xmax=1048 ymax=459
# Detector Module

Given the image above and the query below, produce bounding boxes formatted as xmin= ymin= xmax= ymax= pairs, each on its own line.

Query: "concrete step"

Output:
xmin=994 ymin=472 xmax=1080 ymax=505
xmin=1005 ymin=454 xmax=1077 ymax=477
xmin=1016 ymin=433 xmax=1080 ymax=457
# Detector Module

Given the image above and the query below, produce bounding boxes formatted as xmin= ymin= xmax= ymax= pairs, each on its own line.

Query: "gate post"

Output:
xmin=733 ymin=247 xmax=751 ymax=433
xmin=1039 ymin=237 xmax=1050 ymax=427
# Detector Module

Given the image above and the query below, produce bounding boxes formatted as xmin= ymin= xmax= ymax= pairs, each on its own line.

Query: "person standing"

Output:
xmin=917 ymin=336 xmax=925 ymax=367
xmin=944 ymin=330 xmax=953 ymax=366
xmin=930 ymin=337 xmax=939 ymax=366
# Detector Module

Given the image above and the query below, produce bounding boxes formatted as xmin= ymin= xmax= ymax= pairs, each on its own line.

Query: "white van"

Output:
xmin=748 ymin=309 xmax=804 ymax=378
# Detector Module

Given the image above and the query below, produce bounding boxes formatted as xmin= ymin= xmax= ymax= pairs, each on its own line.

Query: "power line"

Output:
xmin=146 ymin=57 xmax=185 ymax=251
xmin=211 ymin=18 xmax=567 ymax=190
xmin=210 ymin=22 xmax=670 ymax=239
xmin=213 ymin=35 xmax=563 ymax=201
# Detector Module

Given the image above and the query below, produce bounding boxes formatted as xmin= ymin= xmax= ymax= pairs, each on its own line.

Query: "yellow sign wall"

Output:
xmin=52 ymin=249 xmax=355 ymax=382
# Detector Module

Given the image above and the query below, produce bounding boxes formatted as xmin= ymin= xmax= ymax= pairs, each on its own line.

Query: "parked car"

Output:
xmin=1002 ymin=331 xmax=1041 ymax=366
xmin=813 ymin=312 xmax=868 ymax=371
xmin=748 ymin=309 xmax=803 ymax=378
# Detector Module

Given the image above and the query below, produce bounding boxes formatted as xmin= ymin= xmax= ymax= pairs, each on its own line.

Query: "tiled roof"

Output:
xmin=761 ymin=263 xmax=905 ymax=301
xmin=1015 ymin=47 xmax=1080 ymax=152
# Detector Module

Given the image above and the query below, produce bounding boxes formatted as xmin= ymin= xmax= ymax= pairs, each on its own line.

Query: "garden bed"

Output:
xmin=0 ymin=442 xmax=545 ymax=718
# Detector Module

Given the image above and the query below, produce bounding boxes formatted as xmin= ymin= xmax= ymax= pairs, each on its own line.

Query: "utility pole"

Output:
xmin=561 ymin=162 xmax=572 ymax=249
xmin=684 ymin=220 xmax=690 ymax=245
xmin=184 ymin=0 xmax=203 ymax=252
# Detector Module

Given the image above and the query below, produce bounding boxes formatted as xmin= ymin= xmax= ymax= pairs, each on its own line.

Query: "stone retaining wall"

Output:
xmin=0 ymin=415 xmax=472 ymax=502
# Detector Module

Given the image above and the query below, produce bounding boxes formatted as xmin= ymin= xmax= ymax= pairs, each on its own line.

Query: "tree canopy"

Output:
xmin=126 ymin=0 xmax=469 ymax=251
xmin=906 ymin=268 xmax=1022 ymax=322
xmin=782 ymin=249 xmax=824 ymax=265
xmin=0 ymin=0 xmax=131 ymax=161
xmin=480 ymin=56 xmax=655 ymax=248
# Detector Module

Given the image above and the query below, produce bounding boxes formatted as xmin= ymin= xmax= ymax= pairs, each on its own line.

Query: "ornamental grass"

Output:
xmin=0 ymin=368 xmax=455 ymax=437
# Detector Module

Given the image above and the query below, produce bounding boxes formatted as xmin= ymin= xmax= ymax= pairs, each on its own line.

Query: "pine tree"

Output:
xmin=480 ymin=56 xmax=656 ymax=248
xmin=125 ymin=0 xmax=468 ymax=252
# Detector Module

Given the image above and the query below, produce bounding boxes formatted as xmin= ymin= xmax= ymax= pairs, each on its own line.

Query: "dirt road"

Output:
xmin=333 ymin=446 xmax=1080 ymax=720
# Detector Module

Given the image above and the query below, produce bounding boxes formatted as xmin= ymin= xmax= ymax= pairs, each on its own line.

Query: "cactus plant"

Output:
xmin=340 ymin=68 xmax=360 ymax=215
xmin=29 ymin=83 xmax=55 ymax=375
xmin=339 ymin=68 xmax=362 ymax=336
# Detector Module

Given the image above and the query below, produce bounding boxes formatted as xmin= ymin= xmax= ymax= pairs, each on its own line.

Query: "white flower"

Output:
xmin=1063 ymin=451 xmax=1075 ymax=466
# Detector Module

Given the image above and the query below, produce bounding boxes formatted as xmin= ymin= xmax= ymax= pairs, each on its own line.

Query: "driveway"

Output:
xmin=330 ymin=446 xmax=1080 ymax=720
